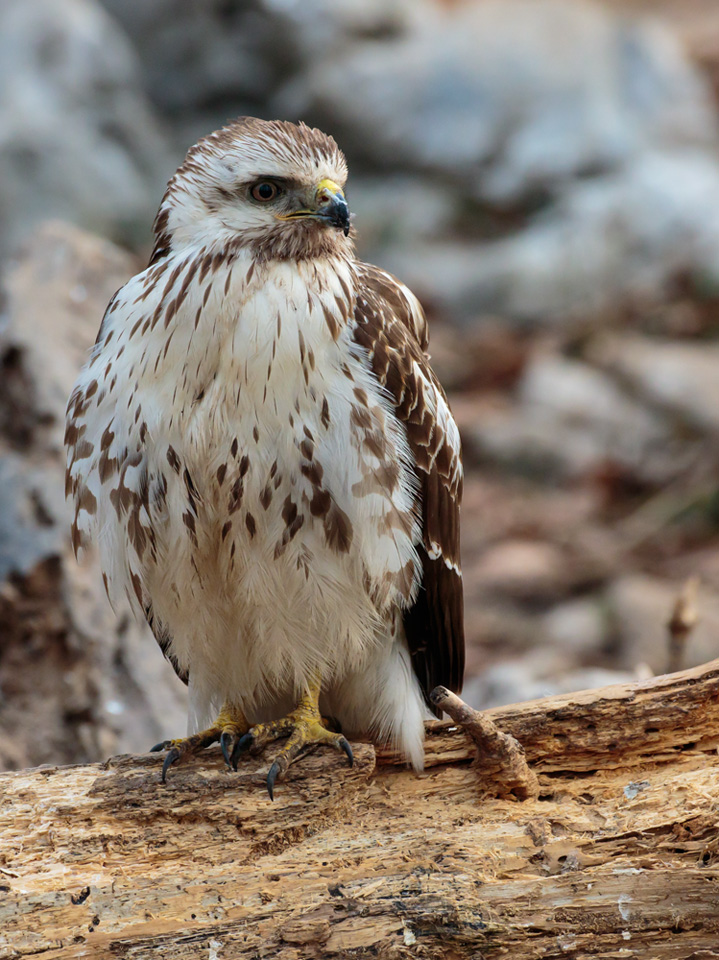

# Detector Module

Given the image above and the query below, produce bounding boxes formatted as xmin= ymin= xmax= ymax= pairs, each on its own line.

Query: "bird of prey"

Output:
xmin=66 ymin=118 xmax=464 ymax=797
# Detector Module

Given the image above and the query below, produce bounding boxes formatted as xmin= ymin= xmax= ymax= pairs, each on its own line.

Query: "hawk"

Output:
xmin=66 ymin=118 xmax=464 ymax=796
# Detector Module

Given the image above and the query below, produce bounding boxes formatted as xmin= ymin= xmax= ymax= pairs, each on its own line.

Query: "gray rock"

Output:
xmin=77 ymin=0 xmax=719 ymax=330
xmin=348 ymin=175 xmax=457 ymax=261
xmin=0 ymin=0 xmax=174 ymax=259
xmin=463 ymin=647 xmax=644 ymax=710
xmin=259 ymin=0 xmax=430 ymax=64
xmin=385 ymin=149 xmax=719 ymax=325
xmin=98 ymin=0 xmax=278 ymax=133
xmin=99 ymin=0 xmax=429 ymax=145
xmin=590 ymin=334 xmax=719 ymax=434
xmin=274 ymin=0 xmax=719 ymax=326
xmin=467 ymin=354 xmax=688 ymax=483
xmin=542 ymin=597 xmax=609 ymax=659
xmin=290 ymin=0 xmax=716 ymax=186
xmin=1 ymin=221 xmax=140 ymax=454
xmin=0 ymin=455 xmax=64 ymax=582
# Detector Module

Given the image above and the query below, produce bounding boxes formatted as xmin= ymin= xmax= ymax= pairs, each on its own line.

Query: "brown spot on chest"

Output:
xmin=72 ymin=439 xmax=95 ymax=462
xmin=64 ymin=421 xmax=83 ymax=447
xmin=166 ymin=446 xmax=181 ymax=473
xmin=260 ymin=484 xmax=273 ymax=511
xmin=78 ymin=486 xmax=97 ymax=515
xmin=245 ymin=512 xmax=256 ymax=538
xmin=98 ymin=449 xmax=119 ymax=483
xmin=324 ymin=502 xmax=353 ymax=554
xmin=101 ymin=424 xmax=115 ymax=451
xmin=228 ymin=475 xmax=244 ymax=514
xmin=322 ymin=302 xmax=341 ymax=340
xmin=182 ymin=510 xmax=197 ymax=544
xmin=301 ymin=460 xmax=324 ymax=487
xmin=309 ymin=487 xmax=331 ymax=519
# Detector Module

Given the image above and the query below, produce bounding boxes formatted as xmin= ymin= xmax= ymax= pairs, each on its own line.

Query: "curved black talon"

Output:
xmin=220 ymin=731 xmax=235 ymax=769
xmin=150 ymin=740 xmax=170 ymax=753
xmin=230 ymin=732 xmax=255 ymax=770
xmin=161 ymin=747 xmax=181 ymax=784
xmin=267 ymin=761 xmax=281 ymax=801
xmin=339 ymin=737 xmax=354 ymax=767
xmin=265 ymin=737 xmax=354 ymax=801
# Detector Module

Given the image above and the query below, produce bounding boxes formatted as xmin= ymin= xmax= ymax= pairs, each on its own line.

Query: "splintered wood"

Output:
xmin=2 ymin=661 xmax=719 ymax=959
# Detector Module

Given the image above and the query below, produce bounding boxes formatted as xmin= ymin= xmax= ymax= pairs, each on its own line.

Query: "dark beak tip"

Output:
xmin=335 ymin=201 xmax=351 ymax=236
xmin=319 ymin=193 xmax=350 ymax=236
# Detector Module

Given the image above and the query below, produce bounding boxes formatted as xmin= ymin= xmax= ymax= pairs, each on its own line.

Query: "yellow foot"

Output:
xmin=150 ymin=703 xmax=249 ymax=783
xmin=232 ymin=698 xmax=353 ymax=800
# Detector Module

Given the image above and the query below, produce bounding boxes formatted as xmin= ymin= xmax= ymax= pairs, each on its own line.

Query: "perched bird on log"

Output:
xmin=65 ymin=118 xmax=464 ymax=797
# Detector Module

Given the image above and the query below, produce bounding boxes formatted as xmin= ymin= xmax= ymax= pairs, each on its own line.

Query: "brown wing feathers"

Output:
xmin=352 ymin=264 xmax=465 ymax=710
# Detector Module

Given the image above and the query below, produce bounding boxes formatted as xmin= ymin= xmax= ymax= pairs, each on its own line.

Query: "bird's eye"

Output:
xmin=250 ymin=181 xmax=280 ymax=202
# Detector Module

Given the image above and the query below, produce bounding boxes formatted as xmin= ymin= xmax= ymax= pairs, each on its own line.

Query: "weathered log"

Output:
xmin=2 ymin=660 xmax=719 ymax=959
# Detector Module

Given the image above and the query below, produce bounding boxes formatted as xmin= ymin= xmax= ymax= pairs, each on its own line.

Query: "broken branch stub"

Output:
xmin=430 ymin=685 xmax=540 ymax=799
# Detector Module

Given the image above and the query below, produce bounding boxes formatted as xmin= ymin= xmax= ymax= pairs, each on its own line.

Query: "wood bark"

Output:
xmin=2 ymin=660 xmax=719 ymax=959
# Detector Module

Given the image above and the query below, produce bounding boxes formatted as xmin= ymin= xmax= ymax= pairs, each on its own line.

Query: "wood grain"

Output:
xmin=2 ymin=660 xmax=719 ymax=958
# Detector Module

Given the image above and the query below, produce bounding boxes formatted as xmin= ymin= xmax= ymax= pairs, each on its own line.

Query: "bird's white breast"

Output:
xmin=71 ymin=248 xmax=420 ymax=721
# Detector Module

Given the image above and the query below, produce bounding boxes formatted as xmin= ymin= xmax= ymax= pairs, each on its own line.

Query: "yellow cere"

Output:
xmin=315 ymin=179 xmax=344 ymax=200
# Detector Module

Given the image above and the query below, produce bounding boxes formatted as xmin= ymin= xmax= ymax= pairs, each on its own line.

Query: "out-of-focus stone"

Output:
xmin=590 ymin=333 xmax=719 ymax=433
xmin=280 ymin=0 xmax=719 ymax=327
xmin=259 ymin=0 xmax=431 ymax=64
xmin=99 ymin=0 xmax=430 ymax=144
xmin=465 ymin=353 xmax=690 ymax=484
xmin=2 ymin=221 xmax=140 ymax=455
xmin=0 ymin=456 xmax=64 ymax=583
xmin=463 ymin=647 xmax=645 ymax=710
xmin=0 ymin=0 xmax=174 ymax=260
xmin=542 ymin=597 xmax=609 ymax=659
xmin=0 ymin=222 xmax=187 ymax=771
xmin=349 ymin=175 xmax=457 ymax=258
xmin=385 ymin=150 xmax=719 ymax=326
xmin=98 ymin=0 xmax=277 ymax=138
xmin=467 ymin=540 xmax=568 ymax=602
xmin=599 ymin=0 xmax=719 ymax=104
xmin=608 ymin=574 xmax=719 ymax=672
xmin=91 ymin=0 xmax=719 ymax=330
xmin=293 ymin=0 xmax=715 ymax=184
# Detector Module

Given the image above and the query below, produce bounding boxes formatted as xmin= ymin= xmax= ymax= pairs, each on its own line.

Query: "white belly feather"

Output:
xmin=68 ymin=250 xmax=428 ymax=766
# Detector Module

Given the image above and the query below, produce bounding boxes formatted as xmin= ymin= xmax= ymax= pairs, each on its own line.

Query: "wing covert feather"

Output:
xmin=351 ymin=263 xmax=465 ymax=710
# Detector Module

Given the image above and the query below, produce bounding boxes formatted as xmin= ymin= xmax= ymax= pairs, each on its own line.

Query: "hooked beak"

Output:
xmin=277 ymin=178 xmax=350 ymax=236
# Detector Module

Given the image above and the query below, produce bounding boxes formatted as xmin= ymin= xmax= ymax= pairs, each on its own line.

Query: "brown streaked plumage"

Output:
xmin=351 ymin=262 xmax=464 ymax=707
xmin=65 ymin=117 xmax=464 ymax=790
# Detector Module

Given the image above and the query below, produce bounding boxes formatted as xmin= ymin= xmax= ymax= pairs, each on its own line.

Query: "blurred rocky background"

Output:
xmin=1 ymin=0 xmax=719 ymax=769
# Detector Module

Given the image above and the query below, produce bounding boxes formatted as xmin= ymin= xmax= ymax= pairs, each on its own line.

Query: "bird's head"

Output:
xmin=151 ymin=118 xmax=352 ymax=263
